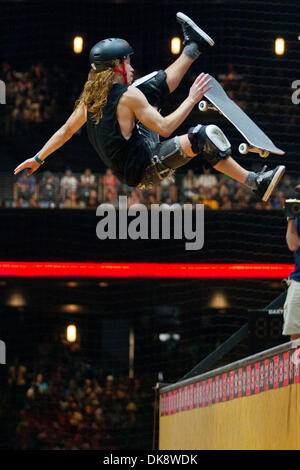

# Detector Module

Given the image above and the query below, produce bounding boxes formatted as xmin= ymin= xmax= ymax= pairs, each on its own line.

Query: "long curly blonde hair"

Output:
xmin=75 ymin=60 xmax=119 ymax=124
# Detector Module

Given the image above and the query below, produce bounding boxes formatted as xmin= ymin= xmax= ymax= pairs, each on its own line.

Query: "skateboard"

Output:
xmin=198 ymin=75 xmax=285 ymax=158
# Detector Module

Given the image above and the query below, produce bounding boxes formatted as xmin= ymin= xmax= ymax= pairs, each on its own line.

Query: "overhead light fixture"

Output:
xmin=275 ymin=38 xmax=285 ymax=55
xmin=66 ymin=281 xmax=78 ymax=288
xmin=210 ymin=290 xmax=229 ymax=309
xmin=61 ymin=304 xmax=81 ymax=313
xmin=66 ymin=324 xmax=77 ymax=343
xmin=171 ymin=37 xmax=181 ymax=55
xmin=6 ymin=290 xmax=26 ymax=307
xmin=73 ymin=36 xmax=83 ymax=54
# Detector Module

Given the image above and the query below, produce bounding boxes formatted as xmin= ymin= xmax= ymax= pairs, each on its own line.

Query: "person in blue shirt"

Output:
xmin=283 ymin=214 xmax=300 ymax=340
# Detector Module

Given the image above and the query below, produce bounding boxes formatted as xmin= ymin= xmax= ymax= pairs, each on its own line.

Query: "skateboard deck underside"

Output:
xmin=204 ymin=76 xmax=284 ymax=155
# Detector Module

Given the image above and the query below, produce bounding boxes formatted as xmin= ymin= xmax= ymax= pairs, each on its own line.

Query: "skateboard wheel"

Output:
xmin=199 ymin=101 xmax=208 ymax=112
xmin=239 ymin=143 xmax=249 ymax=155
xmin=259 ymin=150 xmax=269 ymax=158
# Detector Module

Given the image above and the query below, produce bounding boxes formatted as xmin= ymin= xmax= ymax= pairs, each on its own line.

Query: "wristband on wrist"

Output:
xmin=34 ymin=155 xmax=44 ymax=165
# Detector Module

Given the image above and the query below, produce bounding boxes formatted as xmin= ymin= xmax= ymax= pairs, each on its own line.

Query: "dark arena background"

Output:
xmin=0 ymin=0 xmax=300 ymax=453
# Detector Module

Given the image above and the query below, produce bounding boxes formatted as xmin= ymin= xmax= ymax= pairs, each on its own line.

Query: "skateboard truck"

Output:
xmin=238 ymin=143 xmax=269 ymax=159
xmin=199 ymin=100 xmax=222 ymax=114
xmin=199 ymin=100 xmax=271 ymax=159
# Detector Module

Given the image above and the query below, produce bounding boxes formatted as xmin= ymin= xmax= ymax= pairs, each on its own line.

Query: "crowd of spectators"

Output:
xmin=1 ymin=62 xmax=59 ymax=136
xmin=6 ymin=166 xmax=298 ymax=211
xmin=0 ymin=61 xmax=80 ymax=136
xmin=1 ymin=59 xmax=298 ymax=139
xmin=3 ymin=355 xmax=152 ymax=450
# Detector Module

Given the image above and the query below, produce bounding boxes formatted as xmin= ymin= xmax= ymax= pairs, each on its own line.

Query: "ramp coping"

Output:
xmin=159 ymin=339 xmax=300 ymax=393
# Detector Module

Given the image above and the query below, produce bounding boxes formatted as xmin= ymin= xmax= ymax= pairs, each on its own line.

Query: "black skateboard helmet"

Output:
xmin=89 ymin=38 xmax=133 ymax=72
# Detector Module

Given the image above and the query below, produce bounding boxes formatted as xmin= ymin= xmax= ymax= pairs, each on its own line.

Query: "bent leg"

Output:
xmin=137 ymin=136 xmax=194 ymax=189
xmin=165 ymin=53 xmax=195 ymax=93
xmin=138 ymin=124 xmax=284 ymax=201
xmin=179 ymin=125 xmax=249 ymax=184
xmin=210 ymin=158 xmax=249 ymax=184
xmin=180 ymin=124 xmax=285 ymax=202
xmin=166 ymin=11 xmax=215 ymax=93
xmin=138 ymin=129 xmax=249 ymax=189
xmin=135 ymin=45 xmax=201 ymax=105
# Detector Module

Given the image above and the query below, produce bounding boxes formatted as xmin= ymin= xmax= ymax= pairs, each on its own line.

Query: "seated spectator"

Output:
xmin=263 ymin=199 xmax=273 ymax=211
xmin=160 ymin=175 xmax=175 ymax=202
xmin=233 ymin=184 xmax=250 ymax=207
xmin=64 ymin=190 xmax=84 ymax=209
xmin=219 ymin=63 xmax=242 ymax=83
xmin=38 ymin=171 xmax=59 ymax=207
xmin=219 ymin=195 xmax=232 ymax=210
xmin=29 ymin=196 xmax=40 ymax=208
xmin=28 ymin=102 xmax=42 ymax=124
xmin=278 ymin=174 xmax=295 ymax=199
xmin=218 ymin=175 xmax=236 ymax=199
xmin=235 ymin=194 xmax=252 ymax=210
xmin=14 ymin=172 xmax=37 ymax=204
xmin=79 ymin=169 xmax=97 ymax=204
xmin=101 ymin=169 xmax=118 ymax=202
xmin=272 ymin=191 xmax=285 ymax=209
xmin=80 ymin=168 xmax=96 ymax=188
xmin=128 ymin=189 xmax=143 ymax=206
xmin=197 ymin=166 xmax=218 ymax=197
xmin=182 ymin=169 xmax=199 ymax=202
xmin=86 ymin=190 xmax=98 ymax=209
xmin=144 ymin=192 xmax=159 ymax=207
xmin=104 ymin=188 xmax=118 ymax=206
xmin=165 ymin=183 xmax=178 ymax=205
xmin=14 ymin=197 xmax=26 ymax=208
xmin=60 ymin=169 xmax=78 ymax=201
xmin=149 ymin=184 xmax=162 ymax=204
xmin=203 ymin=189 xmax=219 ymax=210
xmin=255 ymin=201 xmax=264 ymax=210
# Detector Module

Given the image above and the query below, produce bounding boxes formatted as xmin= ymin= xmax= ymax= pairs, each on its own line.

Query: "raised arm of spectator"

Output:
xmin=14 ymin=103 xmax=87 ymax=176
xmin=286 ymin=218 xmax=300 ymax=252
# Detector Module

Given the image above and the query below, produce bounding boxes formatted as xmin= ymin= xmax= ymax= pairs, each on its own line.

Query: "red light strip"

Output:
xmin=0 ymin=262 xmax=294 ymax=279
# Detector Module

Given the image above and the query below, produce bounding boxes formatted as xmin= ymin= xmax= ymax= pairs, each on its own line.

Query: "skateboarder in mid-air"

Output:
xmin=14 ymin=12 xmax=285 ymax=202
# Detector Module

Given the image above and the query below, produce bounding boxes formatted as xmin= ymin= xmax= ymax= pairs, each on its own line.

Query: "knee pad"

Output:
xmin=154 ymin=136 xmax=193 ymax=171
xmin=188 ymin=124 xmax=232 ymax=167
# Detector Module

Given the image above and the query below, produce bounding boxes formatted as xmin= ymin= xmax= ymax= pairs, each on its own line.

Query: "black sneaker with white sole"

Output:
xmin=176 ymin=12 xmax=215 ymax=51
xmin=253 ymin=165 xmax=285 ymax=202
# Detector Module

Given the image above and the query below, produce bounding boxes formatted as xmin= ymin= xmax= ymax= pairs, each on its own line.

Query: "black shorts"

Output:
xmin=135 ymin=71 xmax=190 ymax=189
xmin=135 ymin=69 xmax=170 ymax=108
xmin=137 ymin=137 xmax=181 ymax=189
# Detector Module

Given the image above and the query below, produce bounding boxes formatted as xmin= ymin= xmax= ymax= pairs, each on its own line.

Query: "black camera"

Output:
xmin=284 ymin=199 xmax=300 ymax=218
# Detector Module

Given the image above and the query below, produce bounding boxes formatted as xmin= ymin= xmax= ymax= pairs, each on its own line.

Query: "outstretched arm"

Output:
xmin=122 ymin=73 xmax=211 ymax=138
xmin=286 ymin=219 xmax=300 ymax=252
xmin=14 ymin=103 xmax=87 ymax=176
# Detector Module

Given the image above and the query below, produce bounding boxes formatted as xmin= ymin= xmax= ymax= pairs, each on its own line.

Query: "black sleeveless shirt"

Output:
xmin=86 ymin=84 xmax=152 ymax=187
